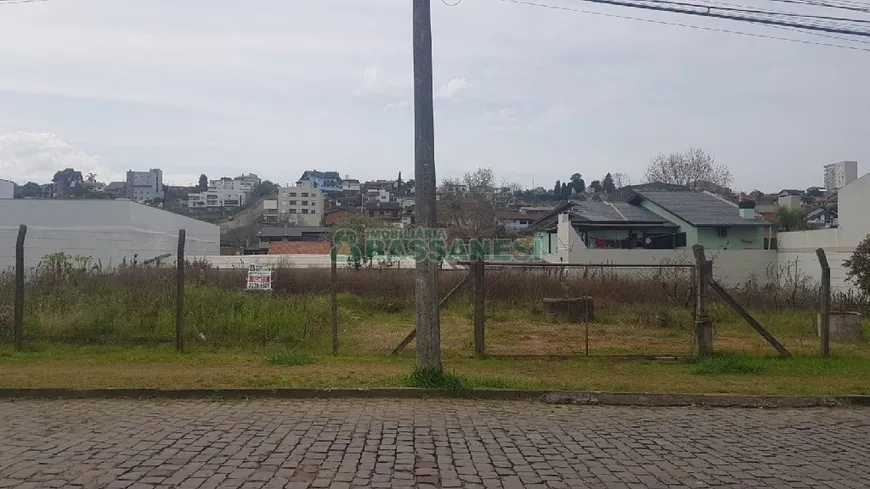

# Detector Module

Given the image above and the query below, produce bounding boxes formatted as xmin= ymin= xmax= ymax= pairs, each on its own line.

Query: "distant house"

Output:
xmin=245 ymin=226 xmax=329 ymax=255
xmin=614 ymin=182 xmax=686 ymax=201
xmin=365 ymin=202 xmax=402 ymax=224
xmin=806 ymin=207 xmax=838 ymax=229
xmin=530 ymin=200 xmax=682 ymax=252
xmin=325 ymin=207 xmax=358 ymax=226
xmin=627 ymin=191 xmax=771 ymax=250
xmin=495 ymin=210 xmax=542 ymax=230
xmin=297 ymin=170 xmax=342 ymax=194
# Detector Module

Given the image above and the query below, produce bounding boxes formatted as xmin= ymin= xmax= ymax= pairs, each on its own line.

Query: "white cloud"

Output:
xmin=435 ymin=78 xmax=471 ymax=100
xmin=0 ymin=132 xmax=121 ymax=184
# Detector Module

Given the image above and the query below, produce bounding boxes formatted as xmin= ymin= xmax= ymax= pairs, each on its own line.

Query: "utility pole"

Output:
xmin=413 ymin=0 xmax=441 ymax=371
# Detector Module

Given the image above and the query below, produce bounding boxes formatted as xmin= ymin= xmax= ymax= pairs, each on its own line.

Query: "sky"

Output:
xmin=0 ymin=0 xmax=867 ymax=192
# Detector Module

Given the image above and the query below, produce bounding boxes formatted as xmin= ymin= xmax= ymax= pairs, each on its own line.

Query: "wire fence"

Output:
xmin=1 ymin=224 xmax=865 ymax=357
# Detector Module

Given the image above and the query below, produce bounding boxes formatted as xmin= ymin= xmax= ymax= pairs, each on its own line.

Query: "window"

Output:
xmin=311 ymin=202 xmax=317 ymax=207
xmin=300 ymin=201 xmax=307 ymax=206
xmin=289 ymin=209 xmax=297 ymax=214
xmin=302 ymin=192 xmax=309 ymax=197
xmin=302 ymin=209 xmax=309 ymax=214
xmin=310 ymin=209 xmax=316 ymax=214
xmin=716 ymin=227 xmax=728 ymax=238
xmin=289 ymin=200 xmax=296 ymax=205
xmin=675 ymin=232 xmax=687 ymax=248
xmin=289 ymin=192 xmax=297 ymax=197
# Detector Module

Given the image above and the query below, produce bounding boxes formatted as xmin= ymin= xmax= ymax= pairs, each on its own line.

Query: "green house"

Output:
xmin=627 ymin=191 xmax=772 ymax=250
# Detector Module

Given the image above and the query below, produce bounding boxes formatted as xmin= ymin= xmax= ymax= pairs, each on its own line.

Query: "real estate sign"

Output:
xmin=246 ymin=265 xmax=272 ymax=290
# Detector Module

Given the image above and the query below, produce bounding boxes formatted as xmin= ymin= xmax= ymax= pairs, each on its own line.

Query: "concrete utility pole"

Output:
xmin=413 ymin=0 xmax=441 ymax=371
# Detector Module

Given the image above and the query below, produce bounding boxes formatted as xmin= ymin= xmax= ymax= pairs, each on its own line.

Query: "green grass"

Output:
xmin=687 ymin=354 xmax=765 ymax=375
xmin=404 ymin=367 xmax=469 ymax=392
xmin=267 ymin=349 xmax=317 ymax=366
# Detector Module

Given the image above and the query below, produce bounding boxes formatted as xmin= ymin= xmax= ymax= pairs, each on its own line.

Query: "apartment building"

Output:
xmin=210 ymin=173 xmax=261 ymax=193
xmin=125 ymin=169 xmax=164 ymax=203
xmin=824 ymin=161 xmax=858 ymax=190
xmin=278 ymin=185 xmax=324 ymax=226
xmin=188 ymin=188 xmax=247 ymax=209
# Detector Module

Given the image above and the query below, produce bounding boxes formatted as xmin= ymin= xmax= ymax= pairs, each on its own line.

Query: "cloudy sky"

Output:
xmin=0 ymin=0 xmax=867 ymax=191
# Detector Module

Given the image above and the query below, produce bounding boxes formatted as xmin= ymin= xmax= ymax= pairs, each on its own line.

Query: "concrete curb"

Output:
xmin=0 ymin=388 xmax=868 ymax=407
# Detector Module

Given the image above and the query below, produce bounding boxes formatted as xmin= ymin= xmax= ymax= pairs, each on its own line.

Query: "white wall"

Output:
xmin=0 ymin=200 xmax=219 ymax=270
xmin=545 ymin=247 xmax=777 ymax=287
xmin=777 ymin=229 xmax=857 ymax=293
xmin=0 ymin=179 xmax=13 ymax=199
xmin=191 ymin=254 xmax=463 ymax=270
xmin=837 ymin=172 xmax=870 ymax=246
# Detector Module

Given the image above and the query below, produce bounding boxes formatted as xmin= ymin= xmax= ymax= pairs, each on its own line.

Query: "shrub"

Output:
xmin=844 ymin=233 xmax=870 ymax=297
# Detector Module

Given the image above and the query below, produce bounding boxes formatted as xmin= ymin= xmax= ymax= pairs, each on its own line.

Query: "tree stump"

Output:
xmin=817 ymin=312 xmax=863 ymax=341
xmin=543 ymin=297 xmax=594 ymax=323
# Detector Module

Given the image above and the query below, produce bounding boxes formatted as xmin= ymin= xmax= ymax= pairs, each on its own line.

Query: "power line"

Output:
xmin=638 ymin=0 xmax=870 ymax=23
xmin=763 ymin=0 xmax=870 ymax=14
xmin=493 ymin=0 xmax=870 ymax=50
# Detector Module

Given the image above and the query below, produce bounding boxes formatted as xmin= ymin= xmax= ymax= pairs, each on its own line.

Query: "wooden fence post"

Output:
xmin=331 ymin=246 xmax=339 ymax=355
xmin=473 ymin=260 xmax=485 ymax=357
xmin=176 ymin=229 xmax=186 ymax=353
xmin=816 ymin=248 xmax=831 ymax=358
xmin=14 ymin=225 xmax=26 ymax=351
xmin=692 ymin=244 xmax=713 ymax=357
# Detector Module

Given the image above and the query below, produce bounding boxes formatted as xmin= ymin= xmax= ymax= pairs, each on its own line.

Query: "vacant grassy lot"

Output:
xmin=1 ymin=260 xmax=868 ymax=394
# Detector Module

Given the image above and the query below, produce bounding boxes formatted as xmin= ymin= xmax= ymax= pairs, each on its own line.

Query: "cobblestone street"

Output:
xmin=1 ymin=399 xmax=868 ymax=488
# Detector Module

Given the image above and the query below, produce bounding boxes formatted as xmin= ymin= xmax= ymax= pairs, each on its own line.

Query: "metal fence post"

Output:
xmin=176 ymin=229 xmax=186 ymax=353
xmin=14 ymin=224 xmax=26 ymax=350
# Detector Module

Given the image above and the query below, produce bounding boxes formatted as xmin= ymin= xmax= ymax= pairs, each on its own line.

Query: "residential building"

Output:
xmin=325 ymin=207 xmax=357 ymax=226
xmin=188 ymin=188 xmax=247 ymax=209
xmin=806 ymin=207 xmax=838 ymax=229
xmin=531 ymin=200 xmax=683 ymax=253
xmin=297 ymin=170 xmax=342 ymax=193
xmin=824 ymin=160 xmax=858 ymax=190
xmin=125 ymin=169 xmax=164 ymax=203
xmin=245 ymin=226 xmax=329 ymax=254
xmin=277 ymin=185 xmax=324 ymax=227
xmin=364 ymin=188 xmax=395 ymax=204
xmin=0 ymin=199 xmax=218 ymax=269
xmin=210 ymin=174 xmax=261 ymax=193
xmin=52 ymin=168 xmax=84 ymax=199
xmin=777 ymin=193 xmax=802 ymax=210
xmin=0 ymin=179 xmax=13 ymax=199
xmin=341 ymin=179 xmax=361 ymax=194
xmin=104 ymin=181 xmax=126 ymax=198
xmin=495 ymin=210 xmax=541 ymax=231
xmin=261 ymin=198 xmax=279 ymax=224
xmin=627 ymin=191 xmax=771 ymax=250
xmin=364 ymin=180 xmax=396 ymax=191
xmin=365 ymin=201 xmax=402 ymax=224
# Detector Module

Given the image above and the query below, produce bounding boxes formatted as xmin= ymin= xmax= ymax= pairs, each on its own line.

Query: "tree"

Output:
xmin=602 ymin=173 xmax=616 ymax=194
xmin=560 ymin=182 xmax=569 ymax=199
xmin=198 ymin=174 xmax=208 ymax=191
xmin=775 ymin=207 xmax=809 ymax=231
xmin=611 ymin=172 xmax=631 ymax=189
xmin=438 ymin=167 xmax=501 ymax=241
xmin=570 ymin=173 xmax=585 ymax=194
xmin=251 ymin=180 xmax=279 ymax=201
xmin=644 ymin=148 xmax=732 ymax=192
xmin=329 ymin=213 xmax=389 ymax=270
xmin=844 ymin=234 xmax=870 ymax=297
xmin=553 ymin=180 xmax=561 ymax=200
xmin=589 ymin=180 xmax=602 ymax=193
xmin=20 ymin=182 xmax=41 ymax=199
xmin=86 ymin=173 xmax=97 ymax=184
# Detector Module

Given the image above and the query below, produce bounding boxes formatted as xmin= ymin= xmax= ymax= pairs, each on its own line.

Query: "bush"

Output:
xmin=844 ymin=233 xmax=870 ymax=297
xmin=268 ymin=350 xmax=316 ymax=366
xmin=404 ymin=367 xmax=468 ymax=391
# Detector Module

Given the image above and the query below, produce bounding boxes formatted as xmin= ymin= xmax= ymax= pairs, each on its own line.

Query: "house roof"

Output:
xmin=365 ymin=202 xmax=401 ymax=211
xmin=527 ymin=200 xmax=676 ymax=233
xmin=268 ymin=241 xmax=331 ymax=255
xmin=258 ymin=226 xmax=329 ymax=238
xmin=778 ymin=189 xmax=803 ymax=196
xmin=495 ymin=210 xmax=539 ymax=221
xmin=326 ymin=206 xmax=358 ymax=215
xmin=298 ymin=170 xmax=341 ymax=181
xmin=628 ymin=191 xmax=771 ymax=227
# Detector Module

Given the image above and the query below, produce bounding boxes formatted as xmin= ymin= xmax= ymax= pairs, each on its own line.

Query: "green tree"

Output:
xmin=844 ymin=234 xmax=870 ymax=297
xmin=775 ymin=207 xmax=809 ymax=231
xmin=589 ymin=180 xmax=602 ymax=193
xmin=570 ymin=173 xmax=585 ymax=194
xmin=251 ymin=180 xmax=279 ymax=201
xmin=553 ymin=180 xmax=561 ymax=200
xmin=602 ymin=173 xmax=616 ymax=194
xmin=329 ymin=213 xmax=389 ymax=270
xmin=198 ymin=174 xmax=208 ymax=191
